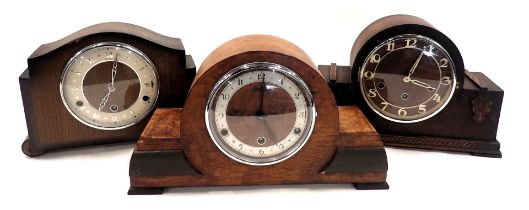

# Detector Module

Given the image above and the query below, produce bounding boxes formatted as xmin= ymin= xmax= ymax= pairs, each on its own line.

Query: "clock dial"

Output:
xmin=60 ymin=42 xmax=159 ymax=130
xmin=206 ymin=62 xmax=316 ymax=165
xmin=359 ymin=34 xmax=456 ymax=123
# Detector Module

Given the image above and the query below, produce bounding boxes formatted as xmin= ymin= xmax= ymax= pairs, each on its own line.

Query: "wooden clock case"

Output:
xmin=19 ymin=22 xmax=196 ymax=157
xmin=319 ymin=15 xmax=503 ymax=157
xmin=128 ymin=35 xmax=389 ymax=195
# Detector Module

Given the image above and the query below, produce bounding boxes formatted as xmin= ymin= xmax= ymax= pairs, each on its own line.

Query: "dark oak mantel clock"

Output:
xmin=319 ymin=14 xmax=503 ymax=157
xmin=128 ymin=35 xmax=389 ymax=195
xmin=19 ymin=22 xmax=196 ymax=156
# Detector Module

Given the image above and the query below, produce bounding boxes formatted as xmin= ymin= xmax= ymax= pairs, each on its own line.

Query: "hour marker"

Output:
xmin=76 ymin=101 xmax=83 ymax=106
xmin=142 ymin=96 xmax=150 ymax=101
xmin=92 ymin=113 xmax=101 ymax=120
xmin=221 ymin=129 xmax=228 ymax=136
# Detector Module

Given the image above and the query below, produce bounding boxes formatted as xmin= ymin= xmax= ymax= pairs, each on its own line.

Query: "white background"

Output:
xmin=1 ymin=0 xmax=527 ymax=209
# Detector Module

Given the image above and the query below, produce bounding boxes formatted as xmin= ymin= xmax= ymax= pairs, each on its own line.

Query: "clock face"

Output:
xmin=359 ymin=34 xmax=456 ymax=123
xmin=60 ymin=42 xmax=159 ymax=130
xmin=205 ymin=62 xmax=316 ymax=165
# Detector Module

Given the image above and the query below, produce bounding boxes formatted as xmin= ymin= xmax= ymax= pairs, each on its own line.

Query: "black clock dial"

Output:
xmin=359 ymin=34 xmax=456 ymax=123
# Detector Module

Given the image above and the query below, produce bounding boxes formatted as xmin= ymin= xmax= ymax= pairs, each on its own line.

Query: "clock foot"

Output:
xmin=128 ymin=187 xmax=165 ymax=195
xmin=21 ymin=137 xmax=44 ymax=157
xmin=471 ymin=151 xmax=502 ymax=158
xmin=353 ymin=182 xmax=389 ymax=190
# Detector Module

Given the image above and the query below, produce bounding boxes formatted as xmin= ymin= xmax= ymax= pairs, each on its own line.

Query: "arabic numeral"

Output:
xmin=369 ymin=54 xmax=381 ymax=63
xmin=295 ymin=92 xmax=301 ymax=99
xmin=363 ymin=71 xmax=375 ymax=80
xmin=405 ymin=38 xmax=417 ymax=47
xmin=104 ymin=51 xmax=113 ymax=60
xmin=441 ymin=76 xmax=451 ymax=85
xmin=398 ymin=108 xmax=407 ymax=116
xmin=299 ymin=111 xmax=306 ymax=119
xmin=258 ymin=73 xmax=265 ymax=80
xmin=381 ymin=101 xmax=389 ymax=111
xmin=387 ymin=42 xmax=395 ymax=51
xmin=433 ymin=94 xmax=441 ymax=102
xmin=368 ymin=89 xmax=377 ymax=98
xmin=418 ymin=104 xmax=427 ymax=114
xmin=439 ymin=58 xmax=449 ymax=68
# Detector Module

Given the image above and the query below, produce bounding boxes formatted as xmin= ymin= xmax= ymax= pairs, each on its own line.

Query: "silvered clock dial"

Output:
xmin=60 ymin=42 xmax=159 ymax=130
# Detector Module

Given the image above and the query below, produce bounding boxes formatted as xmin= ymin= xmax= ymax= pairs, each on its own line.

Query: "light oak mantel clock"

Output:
xmin=127 ymin=34 xmax=389 ymax=194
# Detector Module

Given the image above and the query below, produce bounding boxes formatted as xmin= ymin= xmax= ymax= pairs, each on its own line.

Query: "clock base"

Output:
xmin=382 ymin=135 xmax=501 ymax=158
xmin=127 ymin=182 xmax=390 ymax=195
xmin=128 ymin=107 xmax=389 ymax=195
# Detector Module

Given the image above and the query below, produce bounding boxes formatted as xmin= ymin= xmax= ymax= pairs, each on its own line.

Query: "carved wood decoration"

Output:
xmin=19 ymin=22 xmax=196 ymax=156
xmin=128 ymin=35 xmax=389 ymax=194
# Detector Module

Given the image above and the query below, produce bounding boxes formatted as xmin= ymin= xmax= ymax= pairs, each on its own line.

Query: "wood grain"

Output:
xmin=350 ymin=14 xmax=432 ymax=67
xmin=331 ymin=15 xmax=502 ymax=157
xmin=135 ymin=108 xmax=183 ymax=151
xmin=20 ymin=22 xmax=196 ymax=156
xmin=129 ymin=35 xmax=388 ymax=193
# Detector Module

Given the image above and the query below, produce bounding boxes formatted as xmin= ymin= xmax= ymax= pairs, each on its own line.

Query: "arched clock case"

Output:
xmin=128 ymin=35 xmax=389 ymax=194
xmin=318 ymin=15 xmax=503 ymax=157
xmin=19 ymin=22 xmax=196 ymax=156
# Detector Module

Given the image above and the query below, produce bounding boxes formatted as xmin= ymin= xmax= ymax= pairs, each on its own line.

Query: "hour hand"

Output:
xmin=403 ymin=77 xmax=436 ymax=91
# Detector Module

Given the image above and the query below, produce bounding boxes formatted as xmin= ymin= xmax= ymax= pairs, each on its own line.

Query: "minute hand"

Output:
xmin=98 ymin=56 xmax=118 ymax=111
xmin=407 ymin=50 xmax=424 ymax=78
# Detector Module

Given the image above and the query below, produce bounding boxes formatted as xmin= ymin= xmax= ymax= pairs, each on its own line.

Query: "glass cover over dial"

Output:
xmin=359 ymin=34 xmax=457 ymax=123
xmin=60 ymin=42 xmax=159 ymax=130
xmin=206 ymin=62 xmax=316 ymax=165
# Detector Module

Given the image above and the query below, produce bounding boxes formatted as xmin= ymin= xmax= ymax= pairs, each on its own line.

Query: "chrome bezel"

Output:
xmin=205 ymin=62 xmax=316 ymax=166
xmin=59 ymin=42 xmax=159 ymax=130
xmin=359 ymin=34 xmax=457 ymax=123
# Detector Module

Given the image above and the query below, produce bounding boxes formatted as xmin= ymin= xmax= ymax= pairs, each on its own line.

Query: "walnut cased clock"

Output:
xmin=128 ymin=35 xmax=389 ymax=194
xmin=19 ymin=22 xmax=196 ymax=156
xmin=319 ymin=14 xmax=503 ymax=157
